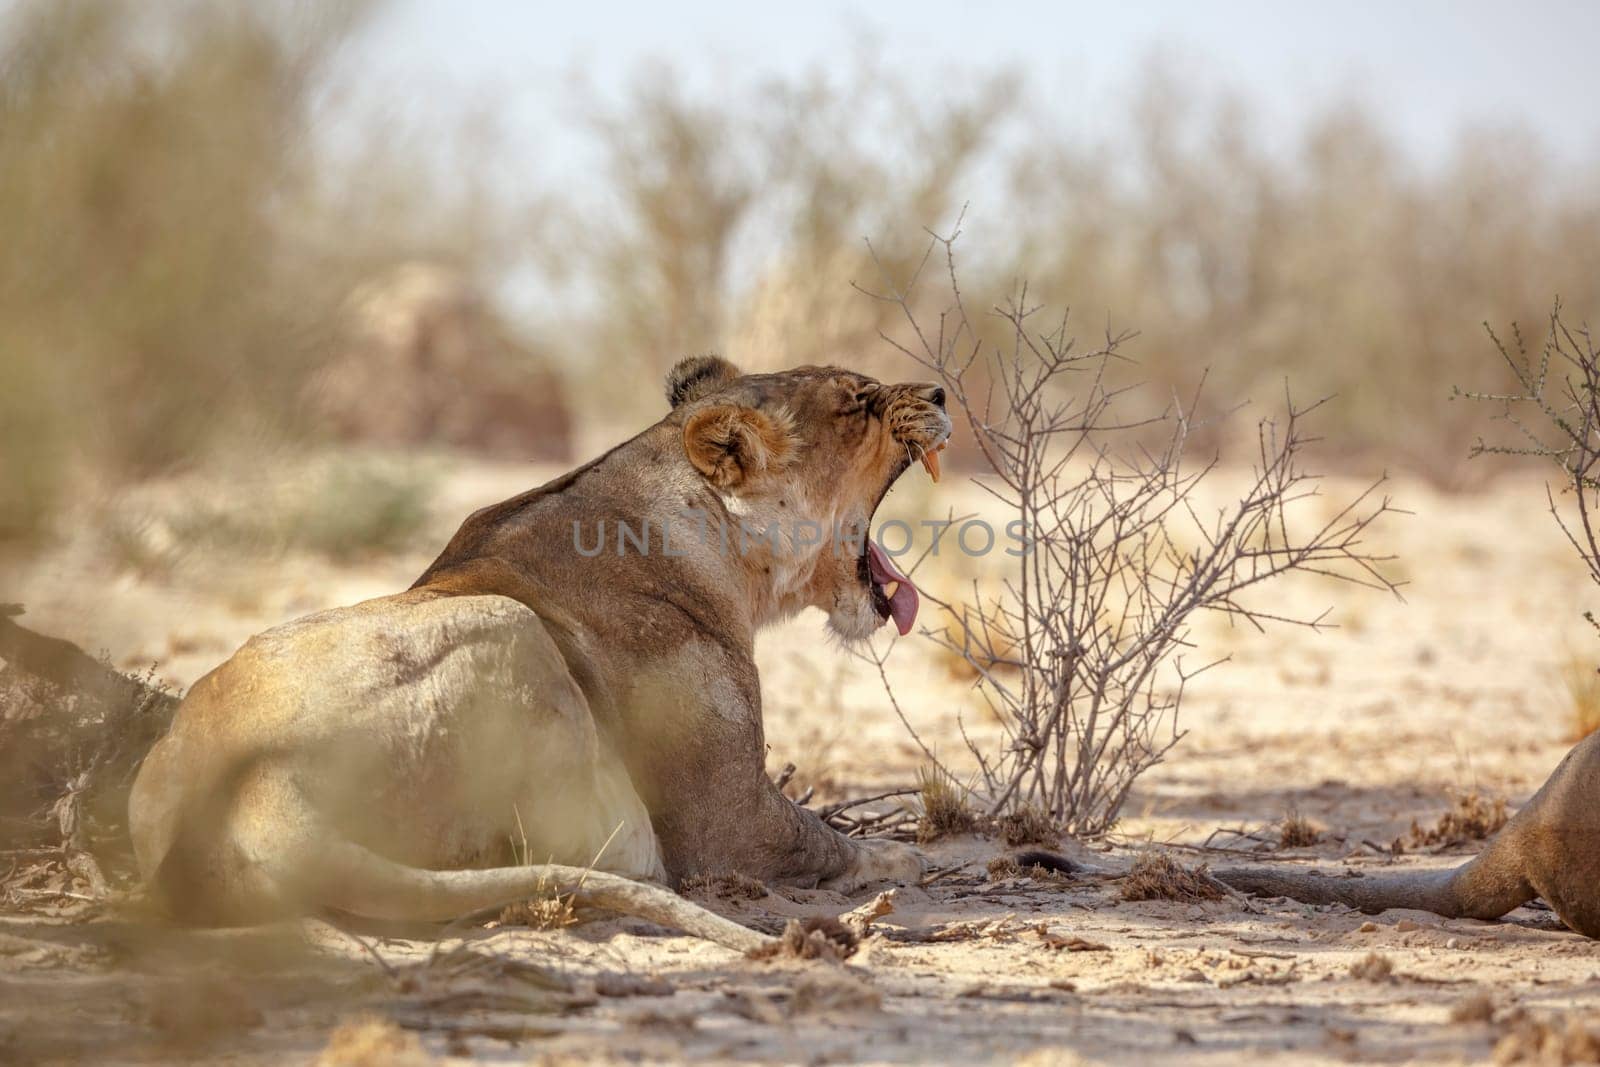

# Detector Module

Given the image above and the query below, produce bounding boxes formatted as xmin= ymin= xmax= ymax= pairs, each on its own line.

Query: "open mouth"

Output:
xmin=859 ymin=435 xmax=949 ymax=636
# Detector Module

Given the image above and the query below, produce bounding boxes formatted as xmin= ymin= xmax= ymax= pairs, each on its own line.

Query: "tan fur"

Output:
xmin=128 ymin=360 xmax=950 ymax=942
xmin=682 ymin=404 xmax=799 ymax=487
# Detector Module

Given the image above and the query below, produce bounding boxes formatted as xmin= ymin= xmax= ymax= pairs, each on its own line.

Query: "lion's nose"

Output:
xmin=912 ymin=384 xmax=946 ymax=409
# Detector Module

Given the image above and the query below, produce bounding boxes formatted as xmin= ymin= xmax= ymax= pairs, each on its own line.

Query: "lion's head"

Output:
xmin=665 ymin=355 xmax=951 ymax=641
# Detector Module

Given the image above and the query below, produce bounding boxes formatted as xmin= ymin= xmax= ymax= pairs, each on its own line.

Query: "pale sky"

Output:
xmin=347 ymin=0 xmax=1600 ymax=167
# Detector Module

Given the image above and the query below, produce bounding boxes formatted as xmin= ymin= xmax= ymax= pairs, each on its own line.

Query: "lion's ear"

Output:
xmin=682 ymin=404 xmax=798 ymax=489
xmin=666 ymin=355 xmax=741 ymax=408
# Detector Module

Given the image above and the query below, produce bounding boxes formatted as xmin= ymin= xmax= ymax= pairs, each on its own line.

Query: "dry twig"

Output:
xmin=1459 ymin=305 xmax=1600 ymax=630
xmin=858 ymin=217 xmax=1400 ymax=833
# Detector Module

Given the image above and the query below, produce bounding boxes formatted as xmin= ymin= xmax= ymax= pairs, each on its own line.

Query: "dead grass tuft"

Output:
xmin=998 ymin=805 xmax=1059 ymax=847
xmin=315 ymin=1017 xmax=432 ymax=1067
xmin=790 ymin=969 xmax=882 ymax=1016
xmin=749 ymin=917 xmax=859 ymax=963
xmin=916 ymin=766 xmax=978 ymax=843
xmin=1118 ymin=852 xmax=1226 ymax=903
xmin=142 ymin=976 xmax=264 ymax=1045
xmin=497 ymin=869 xmax=578 ymax=931
xmin=986 ymin=856 xmax=1021 ymax=880
xmin=1451 ymin=992 xmax=1497 ymax=1024
xmin=1279 ymin=807 xmax=1322 ymax=849
xmin=1402 ymin=791 xmax=1510 ymax=850
xmin=1349 ymin=952 xmax=1395 ymax=982
xmin=988 ymin=854 xmax=1074 ymax=885
xmin=1493 ymin=1010 xmax=1600 ymax=1065
xmin=1561 ymin=656 xmax=1600 ymax=742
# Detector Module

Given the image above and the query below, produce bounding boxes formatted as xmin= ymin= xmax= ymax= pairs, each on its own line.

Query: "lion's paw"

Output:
xmin=822 ymin=839 xmax=926 ymax=894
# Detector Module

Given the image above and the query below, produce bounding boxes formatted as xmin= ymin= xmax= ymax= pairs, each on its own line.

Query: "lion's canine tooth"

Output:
xmin=921 ymin=448 xmax=941 ymax=482
xmin=882 ymin=581 xmax=900 ymax=600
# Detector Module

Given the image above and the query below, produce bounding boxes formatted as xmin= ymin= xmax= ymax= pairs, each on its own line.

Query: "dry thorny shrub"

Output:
xmin=1399 ymin=791 xmax=1510 ymax=851
xmin=571 ymin=53 xmax=1600 ymax=477
xmin=1118 ymin=852 xmax=1226 ymax=903
xmin=7 ymin=5 xmax=1600 ymax=547
xmin=0 ymin=1 xmax=549 ymax=544
xmin=1462 ymin=309 xmax=1600 ymax=738
xmin=863 ymin=221 xmax=1399 ymax=835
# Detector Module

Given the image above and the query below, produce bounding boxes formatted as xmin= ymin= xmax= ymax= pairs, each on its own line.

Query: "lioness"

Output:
xmin=128 ymin=357 xmax=948 ymax=948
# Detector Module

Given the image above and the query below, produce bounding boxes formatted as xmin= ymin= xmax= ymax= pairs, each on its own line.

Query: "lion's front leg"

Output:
xmin=646 ymin=742 xmax=911 ymax=889
xmin=617 ymin=648 xmax=925 ymax=891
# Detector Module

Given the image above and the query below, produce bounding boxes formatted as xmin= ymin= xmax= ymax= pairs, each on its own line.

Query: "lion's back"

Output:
xmin=132 ymin=590 xmax=609 ymax=876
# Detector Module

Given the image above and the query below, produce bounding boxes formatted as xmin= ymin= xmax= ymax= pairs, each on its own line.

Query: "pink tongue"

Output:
xmin=866 ymin=540 xmax=919 ymax=636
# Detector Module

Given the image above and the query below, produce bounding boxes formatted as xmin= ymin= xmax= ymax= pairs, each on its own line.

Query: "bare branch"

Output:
xmin=871 ymin=224 xmax=1399 ymax=835
xmin=1460 ymin=304 xmax=1600 ymax=595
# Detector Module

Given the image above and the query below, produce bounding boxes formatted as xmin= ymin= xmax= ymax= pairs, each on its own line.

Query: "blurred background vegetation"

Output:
xmin=3 ymin=0 xmax=1599 ymax=552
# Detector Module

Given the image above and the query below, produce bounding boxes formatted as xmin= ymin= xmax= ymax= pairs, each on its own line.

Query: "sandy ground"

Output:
xmin=4 ymin=452 xmax=1600 ymax=1065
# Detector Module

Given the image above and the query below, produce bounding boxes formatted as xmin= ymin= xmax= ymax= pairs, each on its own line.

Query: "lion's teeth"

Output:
xmin=882 ymin=581 xmax=900 ymax=600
